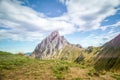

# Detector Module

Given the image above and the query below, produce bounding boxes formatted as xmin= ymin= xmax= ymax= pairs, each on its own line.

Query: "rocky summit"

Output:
xmin=31 ymin=31 xmax=69 ymax=59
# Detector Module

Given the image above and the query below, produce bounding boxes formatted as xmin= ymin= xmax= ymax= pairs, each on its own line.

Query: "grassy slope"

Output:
xmin=74 ymin=47 xmax=101 ymax=66
xmin=0 ymin=51 xmax=33 ymax=70
xmin=0 ymin=51 xmax=119 ymax=80
xmin=94 ymin=46 xmax=120 ymax=72
xmin=58 ymin=45 xmax=83 ymax=61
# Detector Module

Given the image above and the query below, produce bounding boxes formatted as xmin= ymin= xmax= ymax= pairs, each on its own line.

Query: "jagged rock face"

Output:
xmin=32 ymin=31 xmax=68 ymax=59
xmin=94 ymin=34 xmax=120 ymax=71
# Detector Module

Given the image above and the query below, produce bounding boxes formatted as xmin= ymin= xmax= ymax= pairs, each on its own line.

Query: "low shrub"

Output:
xmin=51 ymin=62 xmax=69 ymax=79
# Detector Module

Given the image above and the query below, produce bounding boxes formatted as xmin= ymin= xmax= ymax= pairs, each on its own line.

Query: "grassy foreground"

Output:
xmin=0 ymin=51 xmax=120 ymax=80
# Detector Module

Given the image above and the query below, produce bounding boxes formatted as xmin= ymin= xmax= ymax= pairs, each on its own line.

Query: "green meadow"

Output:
xmin=0 ymin=51 xmax=120 ymax=80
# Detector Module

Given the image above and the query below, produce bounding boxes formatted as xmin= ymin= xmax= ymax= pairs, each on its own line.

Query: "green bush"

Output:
xmin=112 ymin=74 xmax=120 ymax=80
xmin=74 ymin=78 xmax=83 ymax=80
xmin=87 ymin=68 xmax=99 ymax=77
xmin=51 ymin=61 xmax=69 ymax=79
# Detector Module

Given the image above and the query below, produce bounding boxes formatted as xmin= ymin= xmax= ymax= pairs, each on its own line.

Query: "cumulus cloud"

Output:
xmin=0 ymin=0 xmax=76 ymax=41
xmin=0 ymin=0 xmax=120 ymax=41
xmin=59 ymin=0 xmax=120 ymax=31
xmin=100 ymin=21 xmax=120 ymax=30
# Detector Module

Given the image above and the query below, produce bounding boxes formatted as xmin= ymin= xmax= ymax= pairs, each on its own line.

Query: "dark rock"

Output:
xmin=74 ymin=53 xmax=84 ymax=63
xmin=85 ymin=46 xmax=94 ymax=53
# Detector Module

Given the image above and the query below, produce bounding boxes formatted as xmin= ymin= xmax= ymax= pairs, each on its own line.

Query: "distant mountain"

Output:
xmin=31 ymin=31 xmax=82 ymax=59
xmin=25 ymin=52 xmax=32 ymax=56
xmin=94 ymin=34 xmax=120 ymax=71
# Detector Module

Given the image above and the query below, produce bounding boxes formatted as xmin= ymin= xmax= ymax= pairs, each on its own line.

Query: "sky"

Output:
xmin=0 ymin=0 xmax=120 ymax=53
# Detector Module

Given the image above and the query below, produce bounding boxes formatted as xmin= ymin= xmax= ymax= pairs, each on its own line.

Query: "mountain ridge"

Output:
xmin=94 ymin=34 xmax=120 ymax=71
xmin=31 ymin=31 xmax=82 ymax=59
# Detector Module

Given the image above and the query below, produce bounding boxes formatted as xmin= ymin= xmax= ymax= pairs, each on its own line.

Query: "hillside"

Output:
xmin=1 ymin=51 xmax=120 ymax=80
xmin=94 ymin=34 xmax=120 ymax=72
xmin=56 ymin=44 xmax=83 ymax=61
xmin=74 ymin=46 xmax=101 ymax=66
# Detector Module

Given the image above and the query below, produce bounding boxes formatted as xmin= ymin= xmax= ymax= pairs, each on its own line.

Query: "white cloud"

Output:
xmin=80 ymin=27 xmax=120 ymax=47
xmin=101 ymin=21 xmax=120 ymax=29
xmin=0 ymin=0 xmax=76 ymax=41
xmin=0 ymin=0 xmax=120 ymax=41
xmin=61 ymin=0 xmax=120 ymax=31
xmin=112 ymin=21 xmax=120 ymax=27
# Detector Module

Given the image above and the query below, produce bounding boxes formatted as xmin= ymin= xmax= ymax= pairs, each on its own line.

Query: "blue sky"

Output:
xmin=0 ymin=0 xmax=120 ymax=53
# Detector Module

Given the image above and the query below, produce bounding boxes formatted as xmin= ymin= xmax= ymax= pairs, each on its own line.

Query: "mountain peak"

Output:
xmin=104 ymin=34 xmax=120 ymax=48
xmin=50 ymin=30 xmax=59 ymax=36
xmin=49 ymin=30 xmax=60 ymax=41
xmin=31 ymin=31 xmax=83 ymax=59
xmin=31 ymin=31 xmax=68 ymax=59
xmin=111 ymin=34 xmax=120 ymax=47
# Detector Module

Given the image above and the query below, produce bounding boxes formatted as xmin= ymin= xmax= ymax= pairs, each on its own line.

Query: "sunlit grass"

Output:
xmin=0 ymin=51 xmax=119 ymax=80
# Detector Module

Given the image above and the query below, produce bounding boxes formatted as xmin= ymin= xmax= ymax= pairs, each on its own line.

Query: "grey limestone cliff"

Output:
xmin=31 ymin=31 xmax=69 ymax=59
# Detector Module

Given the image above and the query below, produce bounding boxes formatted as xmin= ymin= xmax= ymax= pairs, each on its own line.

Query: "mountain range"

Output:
xmin=31 ymin=31 xmax=82 ymax=60
xmin=31 ymin=31 xmax=120 ymax=71
xmin=1 ymin=31 xmax=120 ymax=80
